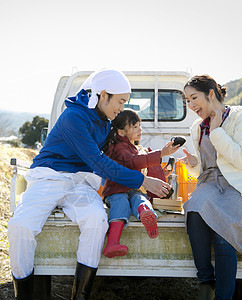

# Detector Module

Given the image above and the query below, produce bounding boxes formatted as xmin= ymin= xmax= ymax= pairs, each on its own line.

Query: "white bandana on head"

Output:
xmin=80 ymin=69 xmax=131 ymax=108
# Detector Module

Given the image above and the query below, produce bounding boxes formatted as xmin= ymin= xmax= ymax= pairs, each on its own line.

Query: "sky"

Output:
xmin=0 ymin=0 xmax=241 ymax=114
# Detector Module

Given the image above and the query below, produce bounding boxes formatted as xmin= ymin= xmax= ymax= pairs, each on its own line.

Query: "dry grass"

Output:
xmin=0 ymin=144 xmax=38 ymax=284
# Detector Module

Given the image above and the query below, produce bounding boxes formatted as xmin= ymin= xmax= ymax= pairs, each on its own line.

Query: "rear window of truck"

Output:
xmin=125 ymin=89 xmax=186 ymax=122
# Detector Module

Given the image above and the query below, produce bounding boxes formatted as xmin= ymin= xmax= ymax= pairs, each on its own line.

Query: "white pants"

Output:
xmin=8 ymin=167 xmax=108 ymax=279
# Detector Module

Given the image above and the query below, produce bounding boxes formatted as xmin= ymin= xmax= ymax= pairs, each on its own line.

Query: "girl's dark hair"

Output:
xmin=184 ymin=75 xmax=227 ymax=103
xmin=103 ymin=109 xmax=141 ymax=153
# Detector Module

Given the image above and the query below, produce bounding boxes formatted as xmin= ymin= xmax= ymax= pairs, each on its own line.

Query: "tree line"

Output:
xmin=19 ymin=116 xmax=49 ymax=147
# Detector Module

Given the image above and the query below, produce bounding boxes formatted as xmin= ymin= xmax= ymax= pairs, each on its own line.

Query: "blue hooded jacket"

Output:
xmin=31 ymin=89 xmax=143 ymax=189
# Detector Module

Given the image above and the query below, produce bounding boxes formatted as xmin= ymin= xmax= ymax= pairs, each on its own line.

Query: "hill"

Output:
xmin=0 ymin=110 xmax=49 ymax=137
xmin=224 ymin=78 xmax=242 ymax=106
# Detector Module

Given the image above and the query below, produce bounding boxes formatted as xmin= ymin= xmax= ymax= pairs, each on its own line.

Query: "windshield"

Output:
xmin=125 ymin=89 xmax=186 ymax=122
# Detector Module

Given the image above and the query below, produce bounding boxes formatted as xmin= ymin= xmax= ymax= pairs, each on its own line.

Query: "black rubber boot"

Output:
xmin=34 ymin=275 xmax=51 ymax=300
xmin=197 ymin=281 xmax=215 ymax=300
xmin=12 ymin=270 xmax=34 ymax=300
xmin=71 ymin=262 xmax=97 ymax=300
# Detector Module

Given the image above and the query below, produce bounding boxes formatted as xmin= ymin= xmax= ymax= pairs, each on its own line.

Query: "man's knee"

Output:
xmin=76 ymin=204 xmax=108 ymax=229
xmin=89 ymin=207 xmax=108 ymax=227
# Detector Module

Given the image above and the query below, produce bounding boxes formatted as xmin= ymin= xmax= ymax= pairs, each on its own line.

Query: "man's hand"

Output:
xmin=142 ymin=176 xmax=171 ymax=198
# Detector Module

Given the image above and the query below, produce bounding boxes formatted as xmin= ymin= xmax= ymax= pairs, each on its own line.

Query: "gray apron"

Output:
xmin=183 ymin=131 xmax=242 ymax=253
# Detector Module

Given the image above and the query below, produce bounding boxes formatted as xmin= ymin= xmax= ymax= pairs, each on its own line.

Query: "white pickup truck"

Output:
xmin=10 ymin=71 xmax=242 ymax=297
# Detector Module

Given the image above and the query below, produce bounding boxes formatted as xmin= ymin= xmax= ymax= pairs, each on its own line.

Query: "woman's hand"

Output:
xmin=178 ymin=148 xmax=198 ymax=168
xmin=142 ymin=176 xmax=171 ymax=198
xmin=160 ymin=141 xmax=180 ymax=158
xmin=210 ymin=108 xmax=223 ymax=131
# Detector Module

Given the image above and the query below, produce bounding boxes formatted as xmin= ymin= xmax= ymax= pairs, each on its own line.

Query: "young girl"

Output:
xmin=180 ymin=75 xmax=242 ymax=300
xmin=102 ymin=109 xmax=180 ymax=258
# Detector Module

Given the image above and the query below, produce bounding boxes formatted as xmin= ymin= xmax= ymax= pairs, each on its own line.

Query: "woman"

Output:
xmin=7 ymin=69 xmax=171 ymax=300
xmin=179 ymin=75 xmax=242 ymax=300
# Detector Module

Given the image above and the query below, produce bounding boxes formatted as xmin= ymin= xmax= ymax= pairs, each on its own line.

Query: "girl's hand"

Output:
xmin=142 ymin=176 xmax=171 ymax=198
xmin=178 ymin=148 xmax=198 ymax=167
xmin=160 ymin=141 xmax=180 ymax=158
xmin=210 ymin=108 xmax=223 ymax=131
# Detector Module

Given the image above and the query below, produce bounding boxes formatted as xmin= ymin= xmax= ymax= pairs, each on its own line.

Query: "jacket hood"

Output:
xmin=65 ymin=89 xmax=108 ymax=125
xmin=65 ymin=89 xmax=90 ymax=108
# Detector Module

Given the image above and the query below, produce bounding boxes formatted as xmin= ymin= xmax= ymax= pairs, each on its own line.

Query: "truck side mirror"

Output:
xmin=41 ymin=127 xmax=48 ymax=145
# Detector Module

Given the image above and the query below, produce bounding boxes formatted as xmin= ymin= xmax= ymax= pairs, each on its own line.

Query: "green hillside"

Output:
xmin=224 ymin=78 xmax=242 ymax=106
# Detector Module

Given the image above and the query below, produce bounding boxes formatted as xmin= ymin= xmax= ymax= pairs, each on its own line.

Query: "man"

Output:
xmin=8 ymin=69 xmax=170 ymax=300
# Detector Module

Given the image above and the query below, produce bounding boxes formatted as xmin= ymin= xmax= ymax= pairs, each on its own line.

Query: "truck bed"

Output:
xmin=34 ymin=212 xmax=197 ymax=277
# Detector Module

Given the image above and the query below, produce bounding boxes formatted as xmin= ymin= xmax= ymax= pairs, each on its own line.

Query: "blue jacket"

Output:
xmin=31 ymin=89 xmax=143 ymax=189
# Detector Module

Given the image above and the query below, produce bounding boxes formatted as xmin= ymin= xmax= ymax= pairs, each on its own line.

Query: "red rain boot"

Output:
xmin=138 ymin=204 xmax=159 ymax=238
xmin=102 ymin=221 xmax=129 ymax=258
